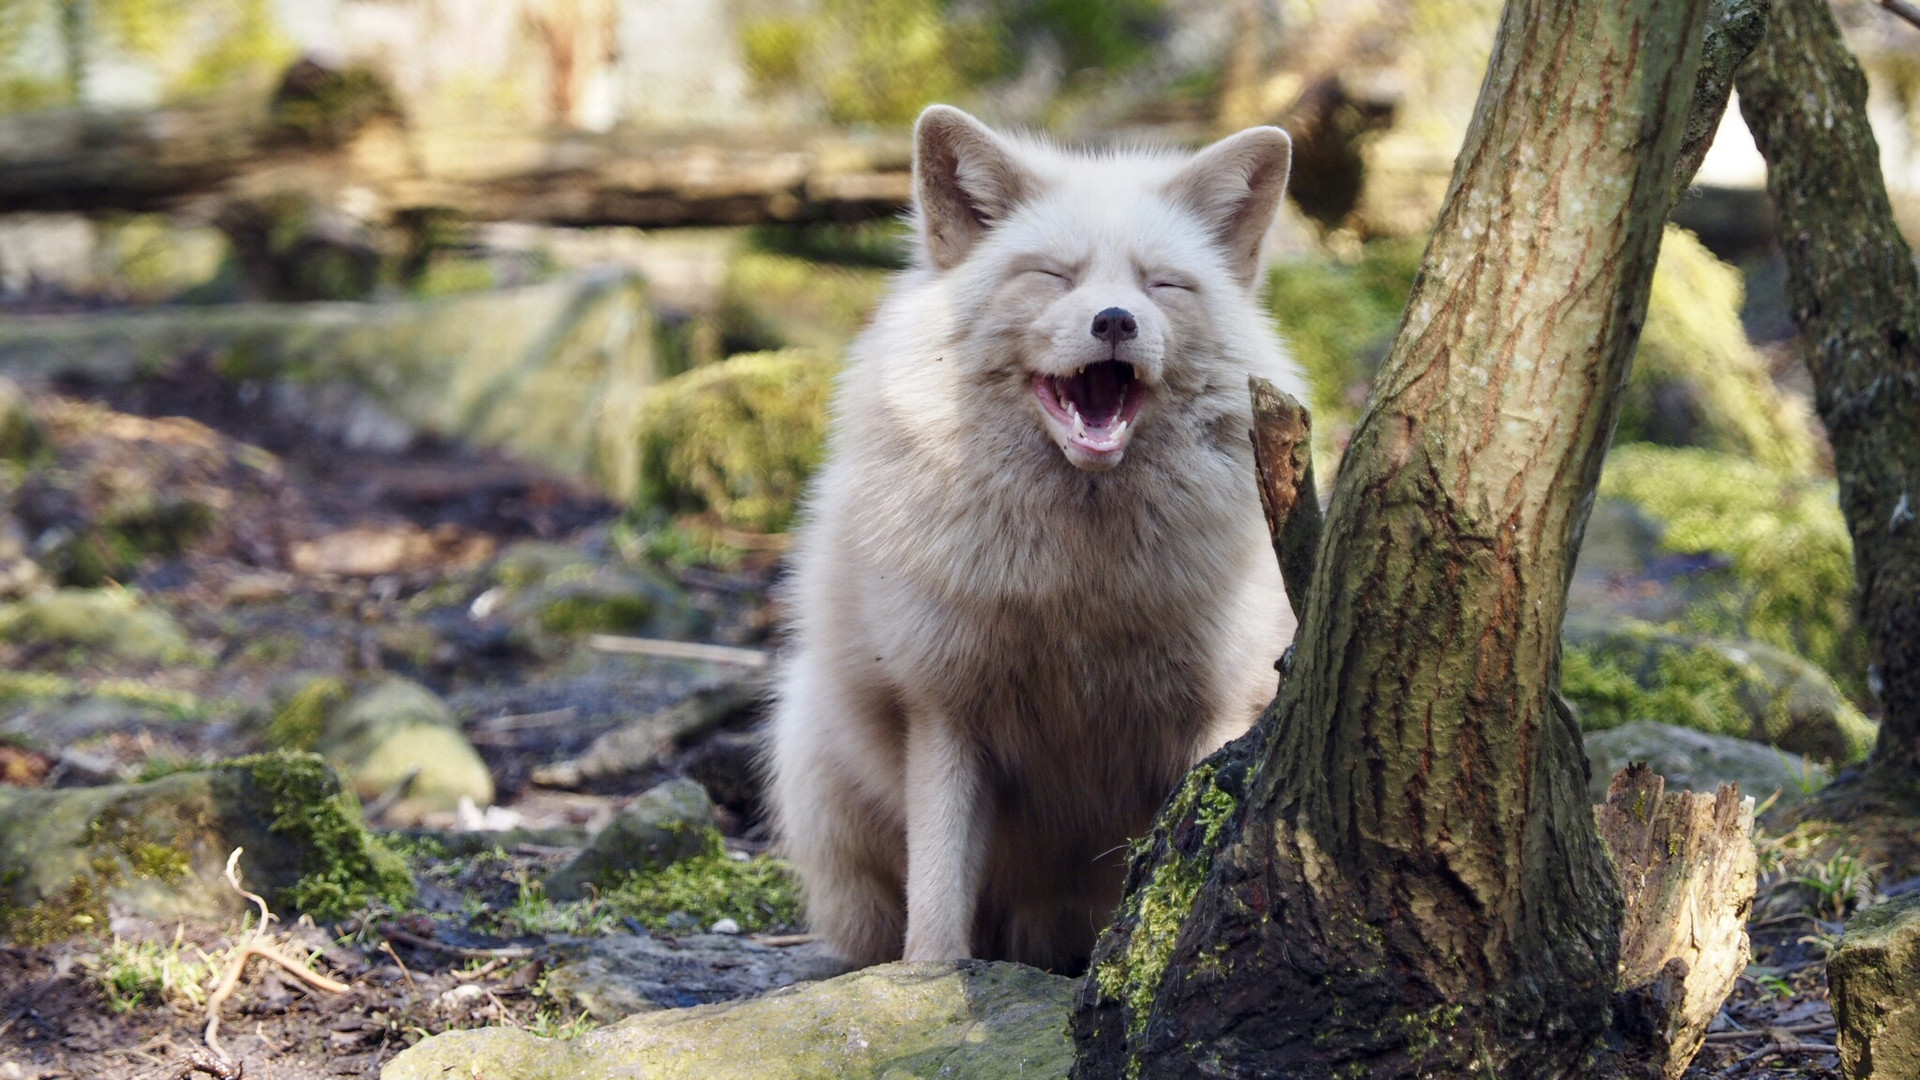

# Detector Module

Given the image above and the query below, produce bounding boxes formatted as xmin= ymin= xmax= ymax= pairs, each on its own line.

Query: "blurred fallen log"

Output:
xmin=0 ymin=64 xmax=912 ymax=228
xmin=587 ymin=635 xmax=770 ymax=667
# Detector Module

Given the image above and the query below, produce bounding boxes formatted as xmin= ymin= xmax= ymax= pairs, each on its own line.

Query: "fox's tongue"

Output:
xmin=1058 ymin=361 xmax=1132 ymax=427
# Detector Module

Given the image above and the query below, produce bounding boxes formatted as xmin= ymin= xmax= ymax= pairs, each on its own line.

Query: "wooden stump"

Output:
xmin=1596 ymin=764 xmax=1757 ymax=1079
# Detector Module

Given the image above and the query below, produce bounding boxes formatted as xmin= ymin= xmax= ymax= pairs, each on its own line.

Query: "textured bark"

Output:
xmin=1598 ymin=767 xmax=1757 ymax=1080
xmin=1248 ymin=377 xmax=1324 ymax=620
xmin=1070 ymin=0 xmax=1713 ymax=1075
xmin=1736 ymin=0 xmax=1920 ymax=794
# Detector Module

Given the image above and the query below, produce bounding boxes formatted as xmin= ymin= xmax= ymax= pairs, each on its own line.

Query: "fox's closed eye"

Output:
xmin=1148 ymin=279 xmax=1194 ymax=292
xmin=1031 ymin=268 xmax=1072 ymax=285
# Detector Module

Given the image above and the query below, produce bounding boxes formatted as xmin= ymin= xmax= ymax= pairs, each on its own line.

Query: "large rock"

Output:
xmin=1562 ymin=615 xmax=1875 ymax=764
xmin=1582 ymin=722 xmax=1826 ymax=808
xmin=542 ymin=932 xmax=850 ymax=1019
xmin=545 ymin=778 xmax=719 ymax=901
xmin=268 ymin=675 xmax=494 ymax=825
xmin=382 ymin=961 xmax=1073 ymax=1080
xmin=0 ymin=588 xmax=192 ymax=663
xmin=0 ymin=752 xmax=412 ymax=941
xmin=1830 ymin=891 xmax=1920 ymax=1079
xmin=0 ymin=271 xmax=657 ymax=500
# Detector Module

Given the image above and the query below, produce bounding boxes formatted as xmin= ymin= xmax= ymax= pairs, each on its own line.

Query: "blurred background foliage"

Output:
xmin=1 ymin=0 xmax=1918 ymax=769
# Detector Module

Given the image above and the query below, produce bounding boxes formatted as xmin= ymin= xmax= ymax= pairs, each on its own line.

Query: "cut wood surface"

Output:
xmin=1597 ymin=764 xmax=1758 ymax=1080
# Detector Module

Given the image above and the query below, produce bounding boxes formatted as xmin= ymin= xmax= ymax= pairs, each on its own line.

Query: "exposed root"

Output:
xmin=203 ymin=848 xmax=350 ymax=1063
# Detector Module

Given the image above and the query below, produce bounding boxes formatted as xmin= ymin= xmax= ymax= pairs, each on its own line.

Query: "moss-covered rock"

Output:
xmin=0 ymin=588 xmax=193 ymax=664
xmin=1830 ymin=891 xmax=1920 ymax=1079
xmin=486 ymin=541 xmax=707 ymax=648
xmin=1582 ymin=722 xmax=1825 ymax=807
xmin=0 ymin=273 xmax=657 ymax=501
xmin=382 ymin=960 xmax=1073 ymax=1080
xmin=1561 ymin=615 xmax=1875 ymax=764
xmin=0 ymin=752 xmax=411 ymax=941
xmin=1598 ymin=444 xmax=1863 ymax=689
xmin=1617 ymin=228 xmax=1818 ymax=472
xmin=266 ymin=675 xmax=494 ymax=826
xmin=632 ymin=349 xmax=836 ymax=533
xmin=546 ymin=778 xmax=721 ymax=901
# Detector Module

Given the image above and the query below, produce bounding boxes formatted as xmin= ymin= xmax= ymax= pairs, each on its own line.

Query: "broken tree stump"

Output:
xmin=1596 ymin=764 xmax=1758 ymax=1079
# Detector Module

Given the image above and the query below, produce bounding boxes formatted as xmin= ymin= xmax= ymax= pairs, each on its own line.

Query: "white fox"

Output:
xmin=767 ymin=105 xmax=1306 ymax=971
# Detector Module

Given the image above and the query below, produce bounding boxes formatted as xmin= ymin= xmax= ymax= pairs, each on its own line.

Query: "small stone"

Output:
xmin=1831 ymin=891 xmax=1920 ymax=1078
xmin=544 ymin=778 xmax=720 ymax=901
xmin=661 ymin=910 xmax=702 ymax=934
xmin=710 ymin=917 xmax=741 ymax=935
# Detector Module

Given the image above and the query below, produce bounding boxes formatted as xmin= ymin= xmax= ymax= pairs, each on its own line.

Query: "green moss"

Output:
xmin=633 ymin=349 xmax=837 ymax=533
xmin=1619 ymin=227 xmax=1817 ymax=473
xmin=602 ymin=850 xmax=804 ymax=934
xmin=537 ymin=591 xmax=658 ymax=635
xmin=44 ymin=497 xmax=216 ymax=587
xmin=0 ymin=588 xmax=193 ymax=663
xmin=1262 ymin=239 xmax=1427 ymax=462
xmin=1562 ymin=619 xmax=1876 ymax=763
xmin=1091 ymin=763 xmax=1237 ymax=1040
xmin=0 ymin=671 xmax=72 ymax=704
xmin=1598 ymin=445 xmax=1862 ymax=689
xmin=267 ymin=676 xmax=348 ymax=752
xmin=747 ymin=220 xmax=912 ymax=271
xmin=718 ymin=252 xmax=888 ymax=355
xmin=231 ymin=751 xmax=414 ymax=920
xmin=92 ymin=679 xmax=201 ymax=720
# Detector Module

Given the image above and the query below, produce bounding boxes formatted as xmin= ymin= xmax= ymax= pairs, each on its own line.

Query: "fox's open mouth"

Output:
xmin=1031 ymin=360 xmax=1148 ymax=463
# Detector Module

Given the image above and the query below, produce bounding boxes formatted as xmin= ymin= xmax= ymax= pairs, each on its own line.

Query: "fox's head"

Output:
xmin=909 ymin=105 xmax=1294 ymax=472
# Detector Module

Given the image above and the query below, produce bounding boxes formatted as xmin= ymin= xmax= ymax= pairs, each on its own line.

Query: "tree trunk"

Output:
xmin=1736 ymin=0 xmax=1920 ymax=799
xmin=1069 ymin=0 xmax=1713 ymax=1075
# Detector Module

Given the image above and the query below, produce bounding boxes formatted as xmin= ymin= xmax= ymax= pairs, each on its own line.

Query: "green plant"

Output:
xmin=86 ymin=933 xmax=218 ymax=1012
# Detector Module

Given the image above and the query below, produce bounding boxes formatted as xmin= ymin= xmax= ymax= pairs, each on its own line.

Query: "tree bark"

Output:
xmin=1070 ymin=0 xmax=1713 ymax=1075
xmin=1736 ymin=0 xmax=1920 ymax=798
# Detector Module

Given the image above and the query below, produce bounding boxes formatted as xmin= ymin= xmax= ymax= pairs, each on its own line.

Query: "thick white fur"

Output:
xmin=766 ymin=106 xmax=1308 ymax=971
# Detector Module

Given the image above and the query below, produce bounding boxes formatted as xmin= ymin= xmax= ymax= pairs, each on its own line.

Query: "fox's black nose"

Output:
xmin=1091 ymin=307 xmax=1138 ymax=345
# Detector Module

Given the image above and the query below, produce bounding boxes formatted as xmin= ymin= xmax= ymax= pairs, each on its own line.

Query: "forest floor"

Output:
xmin=0 ymin=374 xmax=1865 ymax=1079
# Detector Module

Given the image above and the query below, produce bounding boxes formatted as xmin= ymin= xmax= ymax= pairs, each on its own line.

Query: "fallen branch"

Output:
xmin=204 ymin=850 xmax=350 ymax=1063
xmin=378 ymin=924 xmax=536 ymax=960
xmin=588 ymin=635 xmax=770 ymax=668
xmin=1879 ymin=0 xmax=1920 ymax=31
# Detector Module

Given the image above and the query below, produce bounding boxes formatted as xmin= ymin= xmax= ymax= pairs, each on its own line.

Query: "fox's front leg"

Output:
xmin=900 ymin=713 xmax=988 ymax=962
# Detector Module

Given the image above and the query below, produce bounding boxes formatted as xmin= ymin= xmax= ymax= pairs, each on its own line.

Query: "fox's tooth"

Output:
xmin=1071 ymin=408 xmax=1086 ymax=440
xmin=1113 ymin=419 xmax=1128 ymax=440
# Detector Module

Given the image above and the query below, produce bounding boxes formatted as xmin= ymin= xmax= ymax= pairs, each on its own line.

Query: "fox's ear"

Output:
xmin=914 ymin=105 xmax=1033 ymax=271
xmin=1166 ymin=127 xmax=1292 ymax=288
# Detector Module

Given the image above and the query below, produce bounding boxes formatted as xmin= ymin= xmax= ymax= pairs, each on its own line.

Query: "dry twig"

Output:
xmin=1879 ymin=0 xmax=1920 ymax=31
xmin=203 ymin=849 xmax=350 ymax=1063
